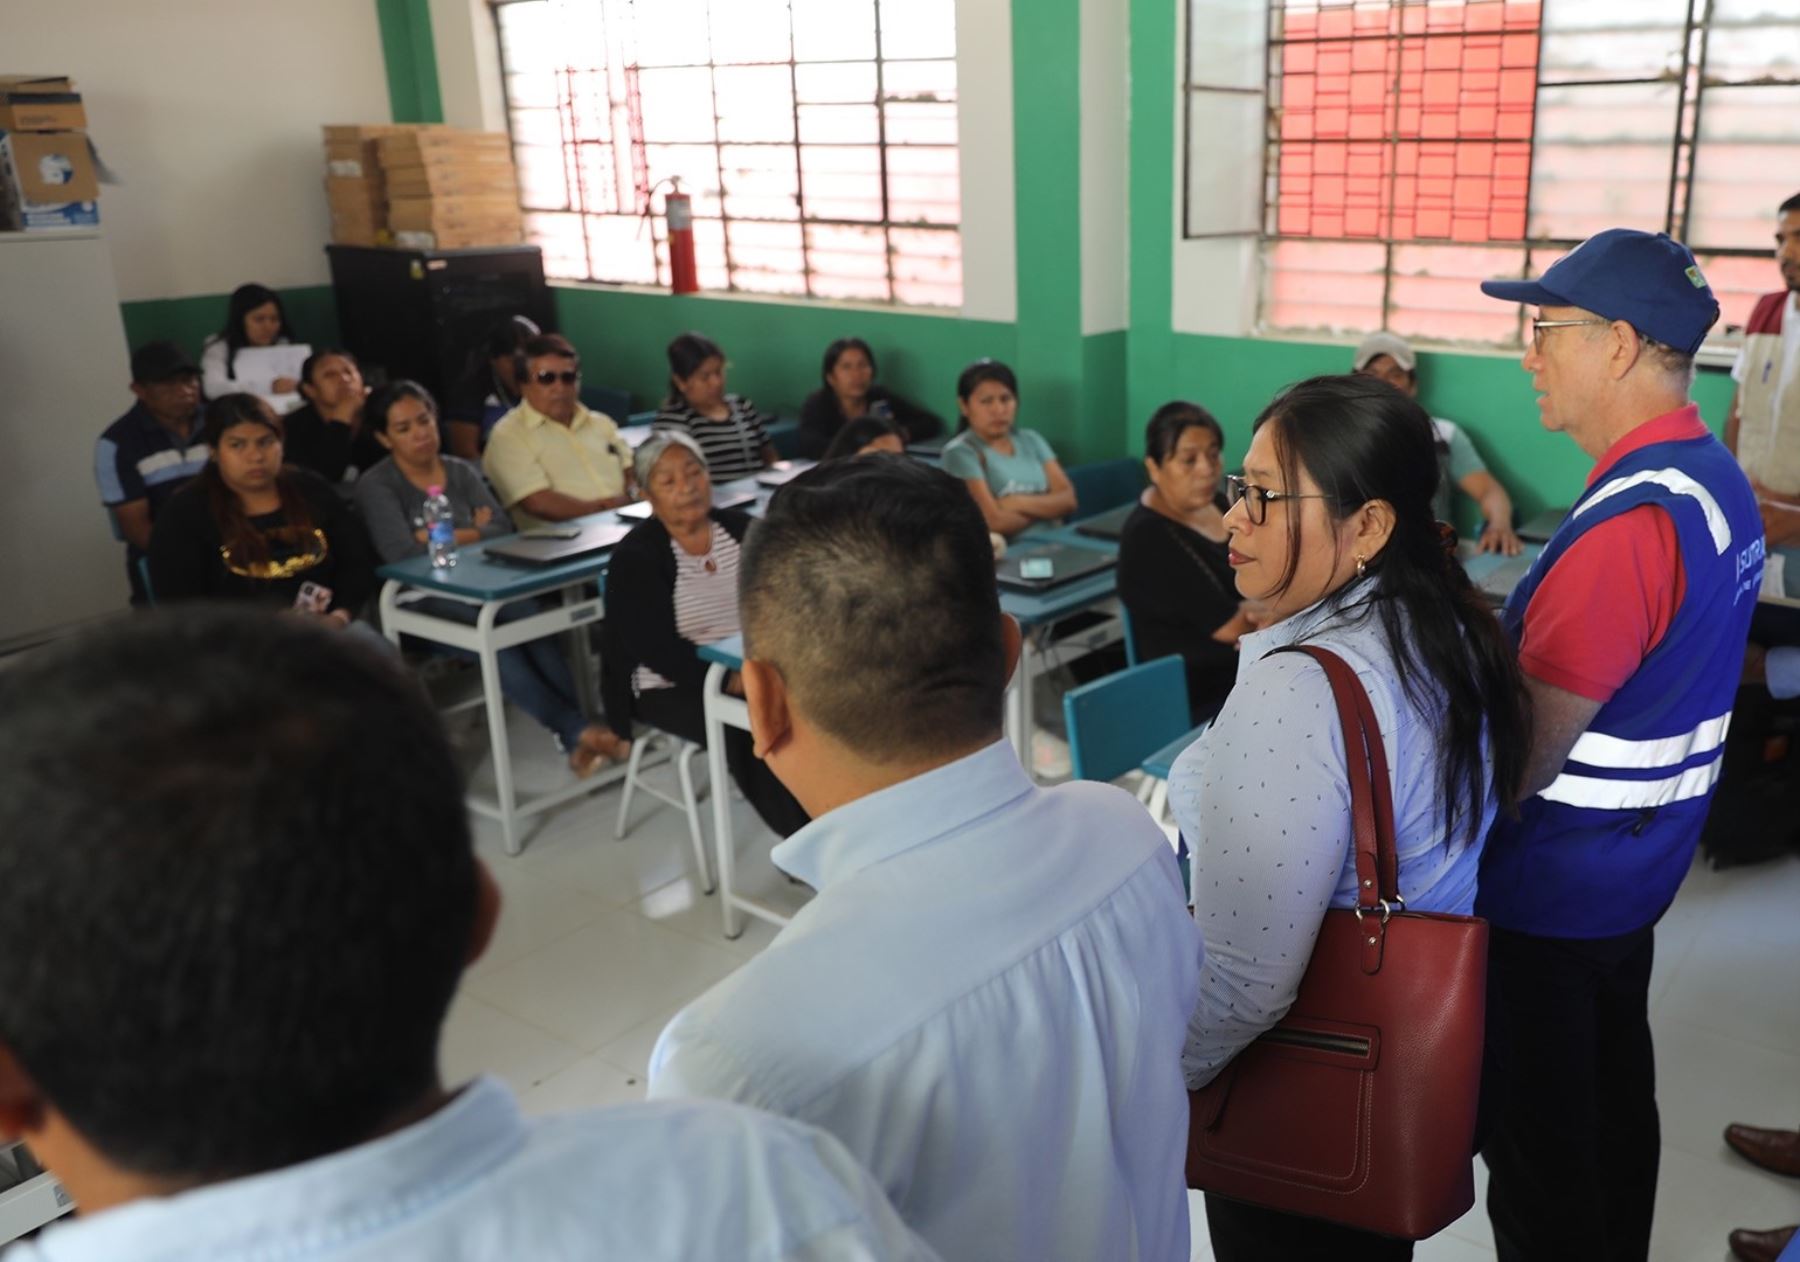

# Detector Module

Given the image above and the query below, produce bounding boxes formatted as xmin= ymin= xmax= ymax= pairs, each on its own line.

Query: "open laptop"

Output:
xmin=485 ymin=521 xmax=631 ymax=567
xmin=757 ymin=459 xmax=817 ymax=489
xmin=995 ymin=542 xmax=1117 ymax=592
xmin=1515 ymin=507 xmax=1569 ymax=544
xmin=615 ymin=490 xmax=758 ymax=521
xmin=1073 ymin=503 xmax=1137 ymax=541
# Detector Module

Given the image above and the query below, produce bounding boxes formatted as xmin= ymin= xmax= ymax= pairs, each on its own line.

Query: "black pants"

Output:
xmin=1480 ymin=923 xmax=1659 ymax=1262
xmin=633 ymin=685 xmax=810 ymax=839
xmin=1205 ymin=1194 xmax=1414 ymax=1260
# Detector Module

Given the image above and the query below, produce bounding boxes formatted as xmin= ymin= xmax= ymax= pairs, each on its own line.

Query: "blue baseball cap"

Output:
xmin=1480 ymin=228 xmax=1720 ymax=355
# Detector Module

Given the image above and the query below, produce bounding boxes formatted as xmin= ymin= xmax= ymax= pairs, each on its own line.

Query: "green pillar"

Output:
xmin=376 ymin=0 xmax=445 ymax=125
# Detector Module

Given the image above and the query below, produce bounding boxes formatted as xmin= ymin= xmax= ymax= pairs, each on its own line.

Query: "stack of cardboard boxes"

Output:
xmin=322 ymin=123 xmax=522 ymax=251
xmin=0 ymin=74 xmax=100 ymax=231
xmin=381 ymin=128 xmax=522 ymax=250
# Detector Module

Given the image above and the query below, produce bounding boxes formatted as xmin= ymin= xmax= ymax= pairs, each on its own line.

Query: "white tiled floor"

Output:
xmin=442 ymin=710 xmax=1800 ymax=1261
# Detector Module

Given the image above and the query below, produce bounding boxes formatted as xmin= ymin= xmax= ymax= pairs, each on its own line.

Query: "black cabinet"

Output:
xmin=324 ymin=244 xmax=555 ymax=400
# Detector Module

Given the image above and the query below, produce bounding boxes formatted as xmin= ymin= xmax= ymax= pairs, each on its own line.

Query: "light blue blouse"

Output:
xmin=1169 ymin=578 xmax=1496 ymax=1088
xmin=940 ymin=426 xmax=1058 ymax=497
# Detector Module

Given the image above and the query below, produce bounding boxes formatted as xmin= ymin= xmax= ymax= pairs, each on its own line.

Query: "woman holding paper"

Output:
xmin=200 ymin=283 xmax=307 ymax=413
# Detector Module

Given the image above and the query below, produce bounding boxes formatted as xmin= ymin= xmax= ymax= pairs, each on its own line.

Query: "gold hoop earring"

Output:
xmin=1355 ymin=554 xmax=1368 ymax=578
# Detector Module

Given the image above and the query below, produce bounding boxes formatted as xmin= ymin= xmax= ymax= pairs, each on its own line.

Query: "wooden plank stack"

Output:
xmin=321 ymin=124 xmax=523 ymax=250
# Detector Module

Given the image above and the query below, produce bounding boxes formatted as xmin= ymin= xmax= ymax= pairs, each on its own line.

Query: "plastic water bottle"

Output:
xmin=423 ymin=485 xmax=457 ymax=569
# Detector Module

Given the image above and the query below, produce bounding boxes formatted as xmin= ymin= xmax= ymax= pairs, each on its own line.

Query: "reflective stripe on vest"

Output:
xmin=1539 ymin=757 xmax=1723 ymax=811
xmin=1565 ymin=709 xmax=1732 ymax=771
xmin=1572 ymin=467 xmax=1731 ymax=554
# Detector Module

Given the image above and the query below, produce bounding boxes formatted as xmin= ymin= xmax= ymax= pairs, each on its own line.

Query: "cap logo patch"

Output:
xmin=1685 ymin=264 xmax=1706 ymax=288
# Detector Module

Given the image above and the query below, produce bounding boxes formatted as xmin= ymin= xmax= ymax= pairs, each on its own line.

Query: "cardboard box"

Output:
xmin=393 ymin=223 xmax=525 ymax=250
xmin=383 ymin=163 xmax=517 ymax=199
xmin=0 ymin=130 xmax=100 ymax=230
xmin=377 ymin=128 xmax=509 ymax=166
xmin=0 ymin=76 xmax=87 ymax=132
xmin=386 ymin=194 xmax=522 ymax=233
xmin=325 ymin=175 xmax=385 ymax=214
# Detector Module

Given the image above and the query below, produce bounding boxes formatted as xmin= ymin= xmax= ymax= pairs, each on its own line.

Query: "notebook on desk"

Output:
xmin=1073 ymin=503 xmax=1136 ymax=541
xmin=1516 ymin=507 xmax=1569 ymax=543
xmin=994 ymin=542 xmax=1117 ymax=592
xmin=756 ymin=459 xmax=817 ymax=489
xmin=485 ymin=522 xmax=631 ymax=567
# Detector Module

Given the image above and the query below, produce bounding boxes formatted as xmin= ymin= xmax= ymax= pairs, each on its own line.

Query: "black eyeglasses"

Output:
xmin=533 ymin=369 xmax=580 ymax=385
xmin=1224 ymin=474 xmax=1329 ymax=525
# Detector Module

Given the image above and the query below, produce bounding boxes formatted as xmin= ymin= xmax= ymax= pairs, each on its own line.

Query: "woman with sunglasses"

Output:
xmin=1170 ymin=375 xmax=1529 ymax=1259
xmin=482 ymin=333 xmax=636 ymax=530
xmin=652 ymin=332 xmax=779 ymax=483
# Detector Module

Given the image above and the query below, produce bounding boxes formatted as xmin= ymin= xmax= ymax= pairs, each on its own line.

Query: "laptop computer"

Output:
xmin=1074 ymin=503 xmax=1137 ymax=541
xmin=757 ymin=459 xmax=817 ymax=489
xmin=485 ymin=522 xmax=631 ymax=567
xmin=994 ymin=542 xmax=1118 ymax=592
xmin=615 ymin=490 xmax=758 ymax=521
xmin=1515 ymin=507 xmax=1569 ymax=544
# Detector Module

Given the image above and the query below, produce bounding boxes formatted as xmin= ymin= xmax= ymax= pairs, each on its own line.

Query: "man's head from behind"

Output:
xmin=738 ymin=457 xmax=1019 ymax=809
xmin=0 ymin=606 xmax=491 ymax=1189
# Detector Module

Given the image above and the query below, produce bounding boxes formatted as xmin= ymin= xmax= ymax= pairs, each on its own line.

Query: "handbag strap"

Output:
xmin=1268 ymin=645 xmax=1399 ymax=911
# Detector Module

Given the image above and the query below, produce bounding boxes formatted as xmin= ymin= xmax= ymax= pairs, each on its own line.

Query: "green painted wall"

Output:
xmin=1124 ymin=0 xmax=1179 ymax=456
xmin=119 ymin=286 xmax=341 ymax=360
xmin=1167 ymin=333 xmax=1739 ymax=519
xmin=376 ymin=0 xmax=444 ymax=125
xmin=553 ymin=287 xmax=1015 ymax=421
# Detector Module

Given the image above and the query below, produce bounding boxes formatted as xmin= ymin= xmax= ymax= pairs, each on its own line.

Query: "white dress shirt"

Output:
xmin=648 ymin=740 xmax=1202 ymax=1262
xmin=4 ymin=1077 xmax=936 ymax=1262
xmin=1170 ymin=580 xmax=1494 ymax=1088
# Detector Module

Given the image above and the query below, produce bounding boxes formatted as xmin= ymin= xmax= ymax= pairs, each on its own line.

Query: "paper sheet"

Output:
xmin=232 ymin=343 xmax=312 ymax=389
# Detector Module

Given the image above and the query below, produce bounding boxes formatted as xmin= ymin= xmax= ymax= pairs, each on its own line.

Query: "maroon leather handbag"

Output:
xmin=1185 ymin=645 xmax=1489 ymax=1240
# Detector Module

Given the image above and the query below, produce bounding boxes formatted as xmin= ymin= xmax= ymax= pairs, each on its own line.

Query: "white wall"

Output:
xmin=1 ymin=0 xmax=393 ymax=302
xmin=1080 ymin=0 xmax=1128 ymax=335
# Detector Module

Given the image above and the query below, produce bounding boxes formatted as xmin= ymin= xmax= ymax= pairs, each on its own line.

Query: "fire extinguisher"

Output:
xmin=665 ymin=177 xmax=698 ymax=295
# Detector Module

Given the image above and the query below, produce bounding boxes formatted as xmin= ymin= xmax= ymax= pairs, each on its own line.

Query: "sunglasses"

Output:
xmin=533 ymin=369 xmax=580 ymax=385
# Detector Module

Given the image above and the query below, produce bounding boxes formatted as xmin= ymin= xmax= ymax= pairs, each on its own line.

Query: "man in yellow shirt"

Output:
xmin=483 ymin=333 xmax=636 ymax=528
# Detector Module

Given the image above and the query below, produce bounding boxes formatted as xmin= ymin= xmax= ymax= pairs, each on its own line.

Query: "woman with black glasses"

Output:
xmin=1172 ymin=375 xmax=1529 ymax=1259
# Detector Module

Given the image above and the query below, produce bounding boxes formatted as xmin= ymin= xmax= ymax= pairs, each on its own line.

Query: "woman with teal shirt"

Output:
xmin=939 ymin=359 xmax=1077 ymax=536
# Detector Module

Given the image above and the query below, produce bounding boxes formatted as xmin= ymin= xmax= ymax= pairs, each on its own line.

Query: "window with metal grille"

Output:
xmin=1185 ymin=0 xmax=1800 ymax=344
xmin=493 ymin=0 xmax=961 ymax=307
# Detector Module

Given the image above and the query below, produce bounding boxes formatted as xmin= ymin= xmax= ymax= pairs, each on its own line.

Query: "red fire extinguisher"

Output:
xmin=665 ymin=177 xmax=698 ymax=295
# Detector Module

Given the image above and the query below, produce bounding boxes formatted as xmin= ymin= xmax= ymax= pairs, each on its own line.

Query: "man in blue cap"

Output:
xmin=1475 ymin=229 xmax=1763 ymax=1261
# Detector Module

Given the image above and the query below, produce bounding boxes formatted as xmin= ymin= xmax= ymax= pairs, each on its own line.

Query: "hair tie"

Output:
xmin=1435 ymin=520 xmax=1460 ymax=571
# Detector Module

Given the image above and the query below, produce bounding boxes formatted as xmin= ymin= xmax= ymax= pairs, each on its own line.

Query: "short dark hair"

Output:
xmin=300 ymin=346 xmax=358 ymax=386
xmin=365 ymin=379 xmax=438 ymax=435
xmin=1145 ymin=400 xmax=1224 ymax=464
xmin=1780 ymin=191 xmax=1800 ymax=216
xmin=821 ymin=336 xmax=877 ymax=383
xmin=956 ymin=357 xmax=1018 ymax=402
xmin=741 ymin=457 xmax=1006 ymax=760
xmin=666 ymin=331 xmax=725 ymax=399
xmin=514 ymin=332 xmax=579 ymax=383
xmin=821 ymin=415 xmax=906 ymax=461
xmin=0 ymin=607 xmax=478 ymax=1179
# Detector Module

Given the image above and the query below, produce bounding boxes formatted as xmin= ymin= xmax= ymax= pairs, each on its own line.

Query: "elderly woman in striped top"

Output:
xmin=603 ymin=431 xmax=808 ymax=839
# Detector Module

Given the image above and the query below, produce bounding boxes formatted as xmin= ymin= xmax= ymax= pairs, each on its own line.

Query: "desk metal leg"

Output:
xmin=377 ymin=580 xmax=403 ymax=649
xmin=702 ymin=662 xmax=740 ymax=939
xmin=476 ymin=601 xmax=521 ymax=855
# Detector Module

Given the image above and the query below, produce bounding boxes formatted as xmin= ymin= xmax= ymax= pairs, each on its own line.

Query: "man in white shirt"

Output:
xmin=1727 ymin=191 xmax=1800 ymax=569
xmin=648 ymin=457 xmax=1203 ymax=1261
xmin=0 ymin=606 xmax=933 ymax=1262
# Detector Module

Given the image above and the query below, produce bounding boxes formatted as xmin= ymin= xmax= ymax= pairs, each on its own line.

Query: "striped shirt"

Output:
xmin=634 ymin=523 xmax=744 ymax=692
xmin=654 ymin=396 xmax=772 ymax=482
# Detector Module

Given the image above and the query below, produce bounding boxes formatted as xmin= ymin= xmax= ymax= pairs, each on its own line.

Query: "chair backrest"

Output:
xmin=581 ymin=383 xmax=633 ymax=421
xmin=1066 ymin=457 xmax=1145 ymax=518
xmin=1062 ymin=654 xmax=1190 ymax=783
xmin=136 ymin=554 xmax=155 ymax=606
xmin=1120 ymin=604 xmax=1140 ymax=667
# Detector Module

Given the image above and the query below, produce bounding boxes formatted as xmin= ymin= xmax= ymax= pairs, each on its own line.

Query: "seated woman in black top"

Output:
xmin=795 ymin=337 xmax=943 ymax=459
xmin=602 ymin=431 xmax=808 ymax=839
xmin=1116 ymin=401 xmax=1261 ymax=724
xmin=821 ymin=415 xmax=906 ymax=461
xmin=444 ymin=313 xmax=537 ymax=460
xmin=148 ymin=393 xmax=376 ymax=627
xmin=282 ymin=349 xmax=384 ymax=487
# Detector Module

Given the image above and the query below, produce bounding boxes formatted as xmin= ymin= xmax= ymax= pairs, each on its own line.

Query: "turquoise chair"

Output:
xmin=1062 ymin=654 xmax=1190 ymax=785
xmin=1067 ymin=457 xmax=1144 ymax=519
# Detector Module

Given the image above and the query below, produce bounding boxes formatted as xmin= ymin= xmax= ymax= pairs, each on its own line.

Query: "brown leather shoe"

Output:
xmin=1728 ymin=1224 xmax=1796 ymax=1262
xmin=1725 ymin=1124 xmax=1800 ymax=1177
